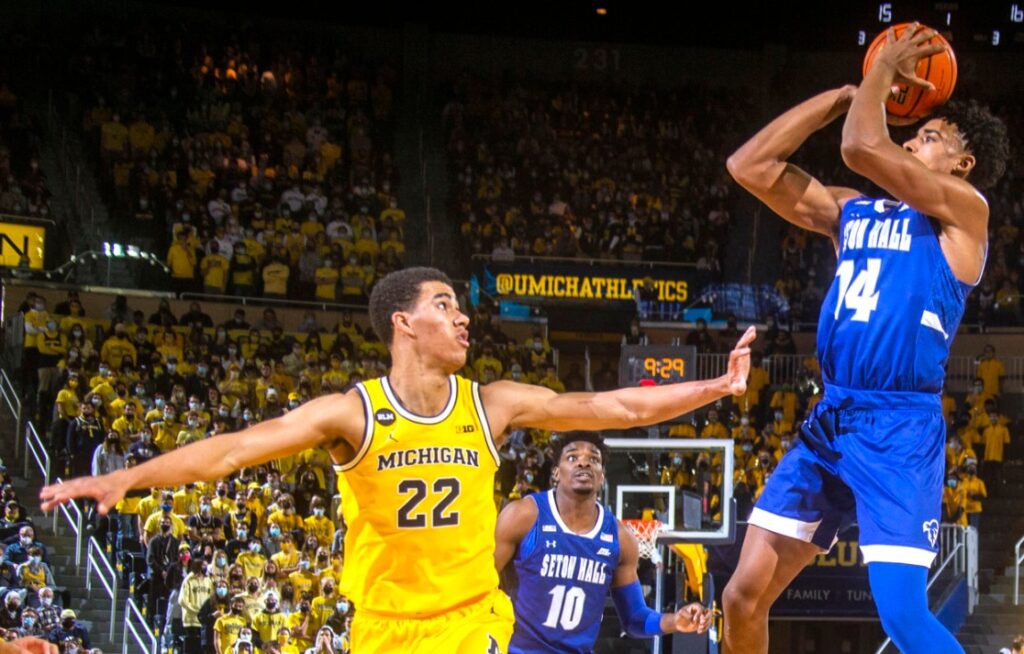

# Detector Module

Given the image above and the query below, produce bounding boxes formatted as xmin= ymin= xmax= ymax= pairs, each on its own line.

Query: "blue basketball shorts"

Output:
xmin=750 ymin=384 xmax=946 ymax=567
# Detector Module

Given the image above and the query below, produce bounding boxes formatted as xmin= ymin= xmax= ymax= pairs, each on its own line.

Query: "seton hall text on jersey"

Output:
xmin=539 ymin=554 xmax=608 ymax=585
xmin=841 ymin=217 xmax=913 ymax=253
xmin=376 ymin=446 xmax=480 ymax=471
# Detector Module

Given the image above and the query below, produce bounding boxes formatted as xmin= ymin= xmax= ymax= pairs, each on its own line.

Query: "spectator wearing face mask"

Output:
xmin=274 ymin=626 xmax=299 ymax=654
xmin=214 ymin=595 xmax=249 ymax=654
xmin=660 ymin=451 xmax=692 ymax=489
xmin=236 ymin=539 xmax=266 ymax=587
xmin=0 ymin=591 xmax=22 ymax=629
xmin=239 ymin=577 xmax=264 ymax=623
xmin=110 ymin=401 xmax=144 ymax=446
xmin=288 ymin=554 xmax=319 ymax=604
xmin=224 ymin=492 xmax=257 ymax=541
xmin=942 ymin=473 xmax=967 ymax=527
xmin=91 ymin=431 xmax=125 ymax=477
xmin=66 ymin=400 xmax=104 ymax=477
xmin=189 ymin=495 xmax=225 ymax=546
xmin=270 ymin=534 xmax=299 ymax=580
xmin=302 ymin=498 xmax=332 ymax=550
xmin=179 ymin=558 xmax=213 ymax=654
xmin=177 ymin=411 xmax=207 ymax=448
xmin=965 ymin=378 xmax=992 ymax=427
xmin=4 ymin=527 xmax=48 ymax=566
xmin=309 ymin=576 xmax=342 ymax=634
xmin=147 ymin=515 xmax=183 ymax=620
xmin=960 ymin=458 xmax=987 ymax=531
xmin=206 ymin=550 xmax=230 ymax=582
xmin=252 ymin=591 xmax=286 ymax=647
xmin=0 ymin=501 xmax=27 ymax=536
xmin=47 ymin=609 xmax=90 ymax=649
xmin=285 ymin=592 xmax=315 ymax=651
xmin=14 ymin=548 xmax=53 ymax=593
xmin=142 ymin=492 xmax=188 ymax=547
xmin=198 ymin=576 xmax=230 ymax=652
xmin=17 ymin=606 xmax=43 ymax=638
xmin=267 ymin=496 xmax=302 ymax=537
xmin=322 ymin=592 xmax=350 ymax=643
xmin=34 ymin=587 xmax=61 ymax=632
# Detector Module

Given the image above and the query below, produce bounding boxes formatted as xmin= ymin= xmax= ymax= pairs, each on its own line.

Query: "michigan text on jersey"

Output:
xmin=376 ymin=446 xmax=481 ymax=471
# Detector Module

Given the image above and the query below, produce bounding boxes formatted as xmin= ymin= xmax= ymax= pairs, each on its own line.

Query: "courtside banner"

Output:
xmin=479 ymin=261 xmax=706 ymax=304
xmin=0 ymin=219 xmax=46 ymax=270
xmin=709 ymin=524 xmax=875 ymax=618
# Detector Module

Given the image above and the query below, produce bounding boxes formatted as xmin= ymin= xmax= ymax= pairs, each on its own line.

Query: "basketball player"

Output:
xmin=495 ymin=431 xmax=712 ymax=653
xmin=721 ymin=25 xmax=1008 ymax=654
xmin=42 ymin=267 xmax=755 ymax=654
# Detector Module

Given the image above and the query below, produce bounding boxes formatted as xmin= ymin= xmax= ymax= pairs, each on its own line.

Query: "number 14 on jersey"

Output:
xmin=834 ymin=258 xmax=881 ymax=322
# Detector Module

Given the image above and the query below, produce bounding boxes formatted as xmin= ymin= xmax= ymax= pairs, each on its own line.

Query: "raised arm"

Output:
xmin=484 ymin=328 xmax=754 ymax=434
xmin=40 ymin=391 xmax=365 ymax=514
xmin=727 ymin=86 xmax=862 ymax=246
xmin=841 ymin=25 xmax=988 ymax=253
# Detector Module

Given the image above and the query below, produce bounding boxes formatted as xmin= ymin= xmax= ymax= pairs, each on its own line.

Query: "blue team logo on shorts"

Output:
xmin=922 ymin=520 xmax=939 ymax=548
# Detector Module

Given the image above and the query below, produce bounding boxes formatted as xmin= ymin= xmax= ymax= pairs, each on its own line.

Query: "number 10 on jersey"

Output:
xmin=834 ymin=258 xmax=881 ymax=322
xmin=543 ymin=584 xmax=586 ymax=630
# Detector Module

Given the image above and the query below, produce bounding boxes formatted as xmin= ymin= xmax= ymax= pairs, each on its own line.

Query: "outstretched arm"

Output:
xmin=728 ymin=86 xmax=862 ymax=246
xmin=841 ymin=24 xmax=988 ymax=250
xmin=484 ymin=328 xmax=754 ymax=434
xmin=40 ymin=391 xmax=364 ymax=514
xmin=610 ymin=524 xmax=712 ymax=636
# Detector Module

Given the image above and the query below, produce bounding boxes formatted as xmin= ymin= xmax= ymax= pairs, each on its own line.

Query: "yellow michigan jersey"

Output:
xmin=337 ymin=375 xmax=501 ymax=617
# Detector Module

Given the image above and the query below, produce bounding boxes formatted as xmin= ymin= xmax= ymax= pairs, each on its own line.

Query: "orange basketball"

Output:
xmin=862 ymin=22 xmax=957 ymax=121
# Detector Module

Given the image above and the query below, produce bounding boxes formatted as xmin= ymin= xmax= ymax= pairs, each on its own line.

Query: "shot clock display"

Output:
xmin=618 ymin=345 xmax=697 ymax=387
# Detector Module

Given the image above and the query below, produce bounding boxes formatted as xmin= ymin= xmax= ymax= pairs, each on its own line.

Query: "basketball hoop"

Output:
xmin=622 ymin=519 xmax=665 ymax=566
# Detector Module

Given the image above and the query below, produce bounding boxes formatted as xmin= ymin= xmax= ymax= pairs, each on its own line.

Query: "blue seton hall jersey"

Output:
xmin=817 ymin=198 xmax=974 ymax=393
xmin=509 ymin=490 xmax=621 ymax=654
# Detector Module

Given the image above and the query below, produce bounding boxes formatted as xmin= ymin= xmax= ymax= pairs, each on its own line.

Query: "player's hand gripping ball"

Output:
xmin=862 ymin=22 xmax=957 ymax=124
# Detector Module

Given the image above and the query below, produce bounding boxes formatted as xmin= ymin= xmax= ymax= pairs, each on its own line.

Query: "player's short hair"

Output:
xmin=554 ymin=431 xmax=609 ymax=467
xmin=369 ymin=267 xmax=454 ymax=347
xmin=935 ymin=100 xmax=1010 ymax=190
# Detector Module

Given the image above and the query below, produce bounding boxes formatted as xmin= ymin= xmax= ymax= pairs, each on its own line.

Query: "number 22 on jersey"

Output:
xmin=834 ymin=258 xmax=881 ymax=322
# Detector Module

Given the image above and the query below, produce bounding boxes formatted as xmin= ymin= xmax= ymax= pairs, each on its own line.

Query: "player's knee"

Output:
xmin=722 ymin=578 xmax=765 ymax=621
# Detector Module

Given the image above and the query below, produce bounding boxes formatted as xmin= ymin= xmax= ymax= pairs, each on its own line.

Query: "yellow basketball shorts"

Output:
xmin=351 ymin=588 xmax=514 ymax=653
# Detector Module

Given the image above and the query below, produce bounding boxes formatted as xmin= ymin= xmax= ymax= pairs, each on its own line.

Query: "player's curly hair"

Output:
xmin=369 ymin=267 xmax=454 ymax=346
xmin=553 ymin=431 xmax=610 ymax=468
xmin=934 ymin=99 xmax=1010 ymax=190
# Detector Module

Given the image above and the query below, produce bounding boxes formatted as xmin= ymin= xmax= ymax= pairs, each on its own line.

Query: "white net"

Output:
xmin=623 ymin=519 xmax=665 ymax=566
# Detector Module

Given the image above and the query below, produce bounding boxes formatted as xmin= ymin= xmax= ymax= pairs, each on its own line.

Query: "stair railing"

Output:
xmin=85 ymin=536 xmax=119 ymax=643
xmin=1014 ymin=533 xmax=1024 ymax=606
xmin=0 ymin=368 xmax=23 ymax=460
xmin=23 ymin=420 xmax=50 ymax=487
xmin=123 ymin=597 xmax=157 ymax=654
xmin=51 ymin=476 xmax=84 ymax=569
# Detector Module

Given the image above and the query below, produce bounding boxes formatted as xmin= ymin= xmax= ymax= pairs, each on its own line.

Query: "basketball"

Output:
xmin=862 ymin=22 xmax=957 ymax=121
